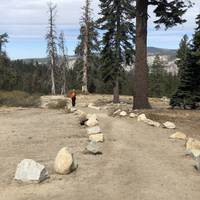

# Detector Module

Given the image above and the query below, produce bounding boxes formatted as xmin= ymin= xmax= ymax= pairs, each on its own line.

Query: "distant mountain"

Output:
xmin=18 ymin=47 xmax=178 ymax=74
xmin=147 ymin=47 xmax=177 ymax=58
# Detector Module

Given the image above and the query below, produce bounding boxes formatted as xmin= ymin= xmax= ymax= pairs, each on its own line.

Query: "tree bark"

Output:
xmin=133 ymin=0 xmax=151 ymax=109
xmin=51 ymin=57 xmax=56 ymax=95
xmin=82 ymin=0 xmax=89 ymax=94
xmin=113 ymin=77 xmax=119 ymax=103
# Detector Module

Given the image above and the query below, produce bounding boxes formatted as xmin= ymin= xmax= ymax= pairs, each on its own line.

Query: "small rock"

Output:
xmin=145 ymin=119 xmax=160 ymax=127
xmin=186 ymin=149 xmax=200 ymax=159
xmin=129 ymin=113 xmax=137 ymax=118
xmin=195 ymin=157 xmax=200 ymax=171
xmin=169 ymin=132 xmax=187 ymax=140
xmin=137 ymin=114 xmax=147 ymax=122
xmin=87 ymin=126 xmax=101 ymax=135
xmin=54 ymin=147 xmax=78 ymax=175
xmin=113 ymin=109 xmax=121 ymax=116
xmin=88 ymin=103 xmax=101 ymax=110
xmin=85 ymin=141 xmax=102 ymax=155
xmin=119 ymin=111 xmax=127 ymax=117
xmin=186 ymin=138 xmax=200 ymax=151
xmin=85 ymin=114 xmax=98 ymax=127
xmin=14 ymin=159 xmax=49 ymax=183
xmin=163 ymin=121 xmax=176 ymax=129
xmin=89 ymin=134 xmax=104 ymax=143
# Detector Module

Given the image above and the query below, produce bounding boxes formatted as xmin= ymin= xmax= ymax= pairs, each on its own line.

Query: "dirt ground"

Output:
xmin=0 ymin=94 xmax=200 ymax=200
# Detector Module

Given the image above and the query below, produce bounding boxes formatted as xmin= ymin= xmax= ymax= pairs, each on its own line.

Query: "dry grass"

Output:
xmin=0 ymin=91 xmax=40 ymax=107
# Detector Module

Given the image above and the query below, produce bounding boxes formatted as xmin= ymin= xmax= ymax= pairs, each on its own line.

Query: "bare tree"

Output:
xmin=58 ymin=31 xmax=68 ymax=96
xmin=46 ymin=2 xmax=58 ymax=95
xmin=81 ymin=0 xmax=91 ymax=93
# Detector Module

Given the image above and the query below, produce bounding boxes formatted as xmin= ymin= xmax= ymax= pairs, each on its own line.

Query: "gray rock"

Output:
xmin=85 ymin=141 xmax=102 ymax=155
xmin=163 ymin=121 xmax=176 ymax=129
xmin=14 ymin=159 xmax=49 ymax=183
xmin=87 ymin=126 xmax=101 ymax=135
xmin=195 ymin=157 xmax=200 ymax=172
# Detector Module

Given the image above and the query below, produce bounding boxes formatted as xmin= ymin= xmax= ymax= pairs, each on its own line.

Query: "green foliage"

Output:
xmin=98 ymin=0 xmax=135 ymax=85
xmin=0 ymin=91 xmax=40 ymax=107
xmin=149 ymin=55 xmax=179 ymax=98
xmin=176 ymin=34 xmax=190 ymax=77
xmin=170 ymin=14 xmax=200 ymax=109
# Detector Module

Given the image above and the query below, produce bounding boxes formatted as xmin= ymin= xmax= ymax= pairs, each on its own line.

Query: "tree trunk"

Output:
xmin=133 ymin=0 xmax=151 ymax=109
xmin=82 ymin=25 xmax=89 ymax=93
xmin=51 ymin=57 xmax=56 ymax=95
xmin=82 ymin=0 xmax=90 ymax=94
xmin=0 ymin=43 xmax=2 ymax=54
xmin=113 ymin=77 xmax=119 ymax=103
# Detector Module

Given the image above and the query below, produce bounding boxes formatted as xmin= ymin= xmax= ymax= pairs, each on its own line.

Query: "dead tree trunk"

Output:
xmin=82 ymin=0 xmax=90 ymax=93
xmin=133 ymin=0 xmax=151 ymax=109
xmin=46 ymin=2 xmax=57 ymax=95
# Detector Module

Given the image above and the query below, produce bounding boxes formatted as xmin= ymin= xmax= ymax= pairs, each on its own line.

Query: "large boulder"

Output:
xmin=14 ymin=159 xmax=49 ymax=183
xmin=89 ymin=134 xmax=104 ymax=143
xmin=85 ymin=141 xmax=102 ymax=155
xmin=169 ymin=132 xmax=187 ymax=140
xmin=87 ymin=126 xmax=101 ymax=135
xmin=54 ymin=147 xmax=78 ymax=175
xmin=137 ymin=114 xmax=147 ymax=122
xmin=85 ymin=114 xmax=99 ymax=127
xmin=163 ymin=121 xmax=176 ymax=129
xmin=186 ymin=138 xmax=200 ymax=151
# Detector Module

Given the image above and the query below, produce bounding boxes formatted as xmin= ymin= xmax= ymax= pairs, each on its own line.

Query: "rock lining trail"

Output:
xmin=0 ymin=106 xmax=200 ymax=200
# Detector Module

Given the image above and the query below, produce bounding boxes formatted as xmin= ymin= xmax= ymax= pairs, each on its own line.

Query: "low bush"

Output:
xmin=47 ymin=99 xmax=67 ymax=109
xmin=0 ymin=91 xmax=40 ymax=107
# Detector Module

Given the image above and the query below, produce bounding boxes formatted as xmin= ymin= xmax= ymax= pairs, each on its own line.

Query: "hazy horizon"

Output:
xmin=0 ymin=0 xmax=200 ymax=59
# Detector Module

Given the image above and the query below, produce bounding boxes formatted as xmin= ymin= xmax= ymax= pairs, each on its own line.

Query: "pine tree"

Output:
xmin=98 ymin=0 xmax=135 ymax=103
xmin=74 ymin=0 xmax=100 ymax=92
xmin=46 ymin=2 xmax=58 ymax=95
xmin=0 ymin=33 xmax=8 ymax=54
xmin=170 ymin=14 xmax=200 ymax=109
xmin=133 ymin=0 xmax=193 ymax=109
xmin=176 ymin=34 xmax=190 ymax=77
xmin=149 ymin=55 xmax=166 ymax=97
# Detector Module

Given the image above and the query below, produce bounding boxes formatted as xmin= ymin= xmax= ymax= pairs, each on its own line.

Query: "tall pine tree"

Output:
xmin=170 ymin=14 xmax=200 ymax=109
xmin=176 ymin=34 xmax=190 ymax=77
xmin=74 ymin=0 xmax=100 ymax=93
xmin=133 ymin=0 xmax=192 ymax=109
xmin=98 ymin=0 xmax=135 ymax=103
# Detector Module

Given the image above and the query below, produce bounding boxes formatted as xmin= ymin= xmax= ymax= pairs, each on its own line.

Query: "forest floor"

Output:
xmin=0 ymin=94 xmax=200 ymax=200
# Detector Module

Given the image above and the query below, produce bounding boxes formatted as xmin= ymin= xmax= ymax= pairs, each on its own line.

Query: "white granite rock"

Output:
xmin=14 ymin=159 xmax=49 ymax=183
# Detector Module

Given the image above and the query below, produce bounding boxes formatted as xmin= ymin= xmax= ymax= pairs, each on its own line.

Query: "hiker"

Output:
xmin=71 ymin=89 xmax=76 ymax=107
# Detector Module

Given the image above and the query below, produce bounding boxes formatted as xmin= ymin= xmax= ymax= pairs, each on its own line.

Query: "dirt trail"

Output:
xmin=0 ymin=106 xmax=200 ymax=200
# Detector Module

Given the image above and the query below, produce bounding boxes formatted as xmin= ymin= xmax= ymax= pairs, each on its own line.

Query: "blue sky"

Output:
xmin=0 ymin=0 xmax=200 ymax=59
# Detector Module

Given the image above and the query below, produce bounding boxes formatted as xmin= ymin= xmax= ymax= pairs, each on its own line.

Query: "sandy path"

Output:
xmin=0 ymin=107 xmax=200 ymax=200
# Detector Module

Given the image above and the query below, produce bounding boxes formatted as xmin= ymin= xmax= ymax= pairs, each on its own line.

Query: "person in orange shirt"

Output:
xmin=71 ymin=89 xmax=77 ymax=107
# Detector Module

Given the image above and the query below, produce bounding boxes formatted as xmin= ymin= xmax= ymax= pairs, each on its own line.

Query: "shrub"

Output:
xmin=47 ymin=99 xmax=67 ymax=109
xmin=0 ymin=91 xmax=40 ymax=107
